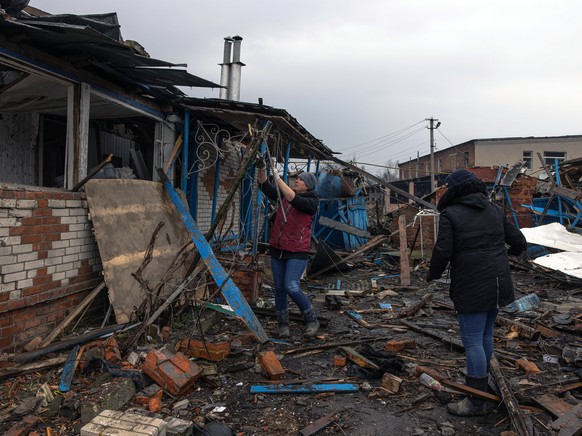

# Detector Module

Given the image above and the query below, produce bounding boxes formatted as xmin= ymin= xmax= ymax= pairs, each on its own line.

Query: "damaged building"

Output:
xmin=1 ymin=3 xmax=582 ymax=436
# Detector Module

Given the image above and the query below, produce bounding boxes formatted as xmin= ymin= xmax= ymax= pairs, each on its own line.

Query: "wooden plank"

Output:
xmin=308 ymin=235 xmax=387 ymax=279
xmin=249 ymin=383 xmax=358 ymax=394
xmin=440 ymin=379 xmax=501 ymax=402
xmin=533 ymin=393 xmax=573 ymax=418
xmin=550 ymin=403 xmax=582 ymax=436
xmin=0 ymin=356 xmax=67 ymax=380
xmin=163 ymin=133 xmax=183 ymax=173
xmin=398 ymin=294 xmax=432 ymax=318
xmin=341 ymin=346 xmax=380 ymax=370
xmin=346 ymin=310 xmax=373 ymax=329
xmin=299 ymin=413 xmax=338 ymax=436
xmin=398 ymin=215 xmax=411 ymax=286
xmin=40 ymin=281 xmax=106 ymax=348
xmin=496 ymin=316 xmax=541 ymax=340
xmin=158 ymin=169 xmax=268 ymax=342
xmin=490 ymin=357 xmax=533 ymax=436
xmin=10 ymin=324 xmax=131 ymax=363
xmin=399 ymin=319 xmax=464 ymax=350
xmin=318 ymin=215 xmax=370 ymax=238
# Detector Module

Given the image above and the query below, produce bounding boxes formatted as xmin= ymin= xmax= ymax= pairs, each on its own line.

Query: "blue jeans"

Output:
xmin=270 ymin=257 xmax=311 ymax=312
xmin=457 ymin=309 xmax=498 ymax=378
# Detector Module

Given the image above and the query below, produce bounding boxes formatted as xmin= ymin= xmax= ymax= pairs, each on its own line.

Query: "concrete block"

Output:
xmin=259 ymin=350 xmax=285 ymax=380
xmin=80 ymin=377 xmax=137 ymax=424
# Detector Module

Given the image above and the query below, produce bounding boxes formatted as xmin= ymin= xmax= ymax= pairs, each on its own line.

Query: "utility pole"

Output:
xmin=427 ymin=117 xmax=440 ymax=191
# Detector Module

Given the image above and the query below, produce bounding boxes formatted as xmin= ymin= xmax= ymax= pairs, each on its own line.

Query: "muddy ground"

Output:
xmin=1 ymin=258 xmax=581 ymax=435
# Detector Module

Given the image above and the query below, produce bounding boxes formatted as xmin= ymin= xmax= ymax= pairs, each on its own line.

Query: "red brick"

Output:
xmin=178 ymin=338 xmax=231 ymax=362
xmin=32 ymin=209 xmax=51 ymax=217
xmin=143 ymin=349 xmax=202 ymax=396
xmin=384 ymin=338 xmax=417 ymax=353
xmin=42 ymin=233 xmax=61 ymax=242
xmin=33 ymin=275 xmax=51 ymax=286
xmin=9 ymin=227 xmax=34 ymax=236
xmin=21 ymin=217 xmax=42 ymax=226
xmin=23 ymin=285 xmax=43 ymax=297
xmin=5 ymin=300 xmax=25 ymax=312
xmin=37 ymin=199 xmax=48 ymax=208
xmin=21 ymin=234 xmax=42 ymax=244
xmin=259 ymin=350 xmax=285 ymax=380
xmin=38 ymin=251 xmax=48 ymax=259
xmin=41 ymin=217 xmax=60 ymax=225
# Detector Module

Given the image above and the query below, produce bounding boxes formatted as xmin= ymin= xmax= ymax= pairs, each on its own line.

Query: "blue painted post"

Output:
xmin=253 ymin=142 xmax=268 ymax=253
xmin=249 ymin=384 xmax=358 ymax=394
xmin=181 ymin=110 xmax=190 ymax=192
xmin=187 ymin=140 xmax=198 ymax=221
xmin=211 ymin=155 xmax=221 ymax=227
xmin=157 ymin=168 xmax=268 ymax=342
xmin=315 ymin=160 xmax=320 ymax=177
xmin=307 ymin=157 xmax=311 ymax=172
xmin=282 ymin=140 xmax=291 ymax=182
xmin=555 ymin=158 xmax=564 ymax=225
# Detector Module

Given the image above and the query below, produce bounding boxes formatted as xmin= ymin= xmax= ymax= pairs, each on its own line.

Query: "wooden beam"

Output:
xmin=490 ymin=357 xmax=533 ymax=436
xmin=40 ymin=281 xmax=106 ymax=348
xmin=318 ymin=216 xmax=370 ymax=238
xmin=158 ymin=168 xmax=268 ymax=342
xmin=308 ymin=235 xmax=387 ymax=279
xmin=398 ymin=215 xmax=411 ymax=286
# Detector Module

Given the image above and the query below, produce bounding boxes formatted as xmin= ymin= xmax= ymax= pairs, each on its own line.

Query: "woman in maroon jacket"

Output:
xmin=257 ymin=159 xmax=320 ymax=338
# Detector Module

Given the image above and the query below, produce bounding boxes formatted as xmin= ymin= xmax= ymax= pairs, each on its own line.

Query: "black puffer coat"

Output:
xmin=428 ymin=180 xmax=527 ymax=313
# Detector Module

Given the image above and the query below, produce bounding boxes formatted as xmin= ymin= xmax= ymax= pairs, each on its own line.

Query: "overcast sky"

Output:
xmin=32 ymin=1 xmax=582 ymax=172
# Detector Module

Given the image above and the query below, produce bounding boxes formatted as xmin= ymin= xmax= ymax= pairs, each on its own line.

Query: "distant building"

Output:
xmin=398 ymin=135 xmax=582 ymax=180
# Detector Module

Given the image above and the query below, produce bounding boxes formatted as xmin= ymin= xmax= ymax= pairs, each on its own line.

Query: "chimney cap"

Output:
xmin=232 ymin=35 xmax=243 ymax=41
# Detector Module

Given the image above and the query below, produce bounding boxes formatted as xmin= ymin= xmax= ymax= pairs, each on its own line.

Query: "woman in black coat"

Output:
xmin=427 ymin=169 xmax=527 ymax=416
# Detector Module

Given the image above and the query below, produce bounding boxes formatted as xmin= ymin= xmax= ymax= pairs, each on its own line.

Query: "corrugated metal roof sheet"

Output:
xmin=0 ymin=11 xmax=220 ymax=101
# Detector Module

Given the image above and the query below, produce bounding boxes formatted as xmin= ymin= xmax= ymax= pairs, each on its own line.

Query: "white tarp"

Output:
xmin=520 ymin=222 xmax=582 ymax=252
xmin=520 ymin=222 xmax=582 ymax=279
xmin=532 ymin=252 xmax=582 ymax=279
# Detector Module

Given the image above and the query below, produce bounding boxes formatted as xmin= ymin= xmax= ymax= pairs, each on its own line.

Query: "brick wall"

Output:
xmin=0 ymin=184 xmax=102 ymax=353
xmin=195 ymin=144 xmax=241 ymax=234
xmin=399 ymin=143 xmax=475 ymax=180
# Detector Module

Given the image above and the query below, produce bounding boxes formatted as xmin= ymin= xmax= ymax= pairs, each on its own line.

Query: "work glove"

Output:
xmin=270 ymin=159 xmax=280 ymax=181
xmin=255 ymin=154 xmax=266 ymax=169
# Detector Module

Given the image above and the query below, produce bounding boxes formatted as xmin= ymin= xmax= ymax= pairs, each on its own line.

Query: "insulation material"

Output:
xmin=520 ymin=223 xmax=582 ymax=253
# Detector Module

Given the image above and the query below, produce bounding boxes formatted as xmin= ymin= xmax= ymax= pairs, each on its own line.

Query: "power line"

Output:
xmin=338 ymin=120 xmax=425 ymax=153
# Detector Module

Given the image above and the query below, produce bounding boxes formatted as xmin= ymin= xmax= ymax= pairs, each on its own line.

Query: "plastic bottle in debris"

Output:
xmin=509 ymin=293 xmax=541 ymax=312
xmin=419 ymin=373 xmax=443 ymax=391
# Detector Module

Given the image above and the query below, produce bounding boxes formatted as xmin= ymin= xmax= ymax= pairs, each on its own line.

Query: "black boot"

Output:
xmin=447 ymin=376 xmax=488 ymax=416
xmin=276 ymin=309 xmax=290 ymax=338
xmin=302 ymin=306 xmax=320 ymax=338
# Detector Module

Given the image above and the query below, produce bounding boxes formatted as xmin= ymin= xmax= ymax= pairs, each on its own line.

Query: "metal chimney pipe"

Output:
xmin=228 ymin=35 xmax=245 ymax=101
xmin=219 ymin=37 xmax=233 ymax=100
